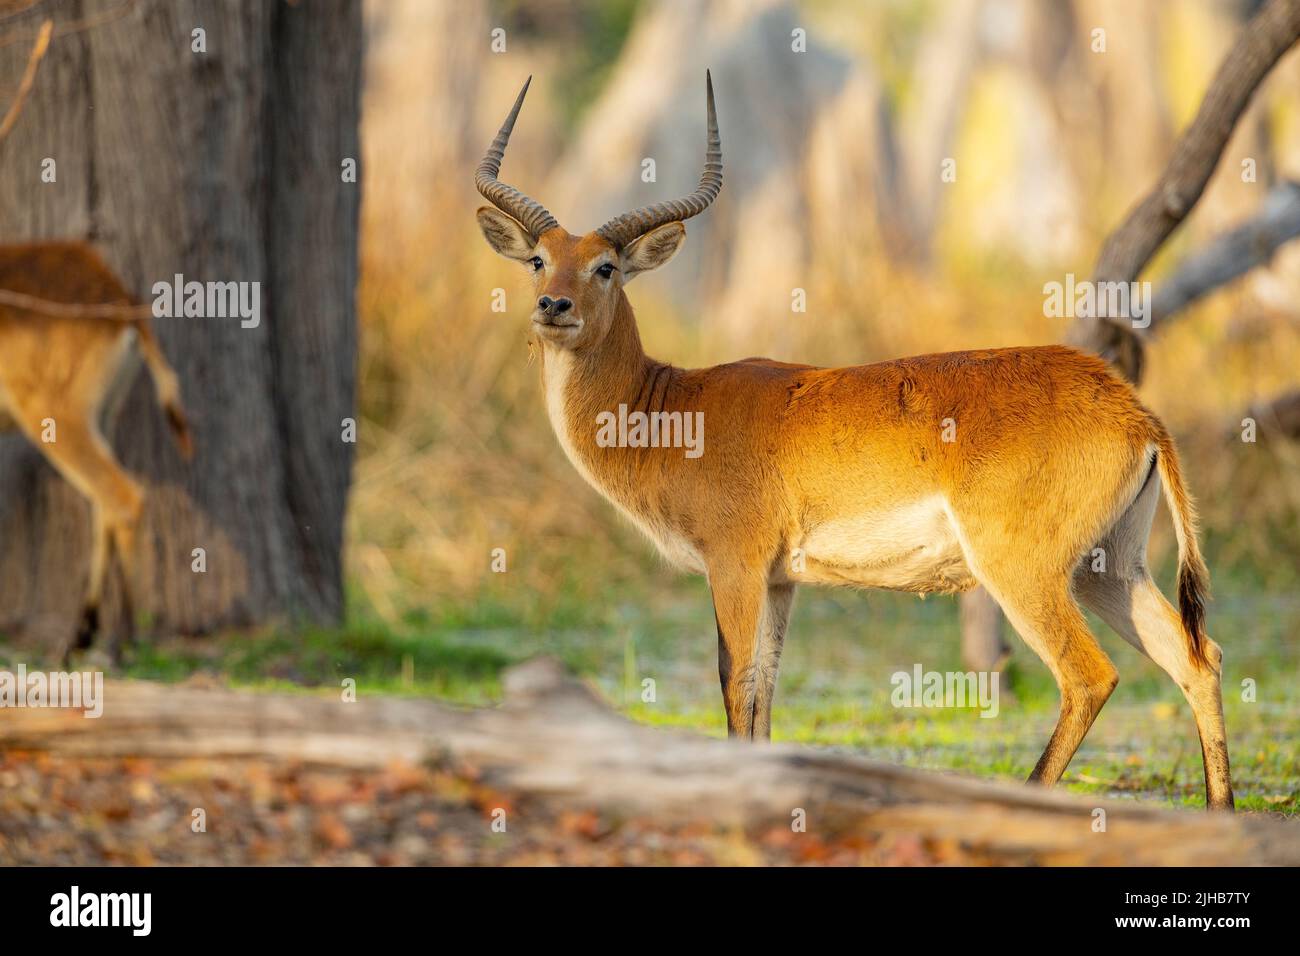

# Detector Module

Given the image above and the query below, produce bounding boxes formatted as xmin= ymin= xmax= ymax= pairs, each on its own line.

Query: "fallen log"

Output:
xmin=2 ymin=658 xmax=1296 ymax=865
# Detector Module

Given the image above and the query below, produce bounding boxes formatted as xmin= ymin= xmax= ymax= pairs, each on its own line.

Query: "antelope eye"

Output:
xmin=529 ymin=256 xmax=544 ymax=272
xmin=596 ymin=263 xmax=616 ymax=279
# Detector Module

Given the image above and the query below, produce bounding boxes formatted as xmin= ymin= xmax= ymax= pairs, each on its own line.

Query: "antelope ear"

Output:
xmin=620 ymin=222 xmax=685 ymax=280
xmin=476 ymin=206 xmax=535 ymax=261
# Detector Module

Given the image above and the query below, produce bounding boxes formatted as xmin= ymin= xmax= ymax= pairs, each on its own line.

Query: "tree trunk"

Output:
xmin=0 ymin=1 xmax=361 ymax=649
xmin=959 ymin=586 xmax=1009 ymax=672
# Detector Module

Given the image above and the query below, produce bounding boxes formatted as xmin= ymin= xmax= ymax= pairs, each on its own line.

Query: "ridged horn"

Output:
xmin=596 ymin=70 xmax=722 ymax=249
xmin=475 ymin=76 xmax=561 ymax=239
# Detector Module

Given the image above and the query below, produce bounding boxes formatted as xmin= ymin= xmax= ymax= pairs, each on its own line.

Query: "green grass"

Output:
xmin=118 ymin=621 xmax=511 ymax=706
xmin=11 ymin=570 xmax=1293 ymax=816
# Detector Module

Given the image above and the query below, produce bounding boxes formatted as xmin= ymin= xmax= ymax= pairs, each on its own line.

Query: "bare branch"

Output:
xmin=1095 ymin=0 xmax=1300 ymax=283
xmin=0 ymin=16 xmax=50 ymax=142
xmin=1146 ymin=179 xmax=1300 ymax=332
xmin=1244 ymin=389 xmax=1300 ymax=441
xmin=0 ymin=1 xmax=49 ymax=26
xmin=1067 ymin=0 xmax=1300 ymax=381
xmin=0 ymin=1 xmax=136 ymax=52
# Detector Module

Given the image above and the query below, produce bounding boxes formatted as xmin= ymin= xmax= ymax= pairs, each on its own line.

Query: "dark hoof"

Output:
xmin=73 ymin=604 xmax=100 ymax=650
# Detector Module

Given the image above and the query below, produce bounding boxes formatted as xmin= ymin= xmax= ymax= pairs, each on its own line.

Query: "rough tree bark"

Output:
xmin=0 ymin=1 xmax=361 ymax=648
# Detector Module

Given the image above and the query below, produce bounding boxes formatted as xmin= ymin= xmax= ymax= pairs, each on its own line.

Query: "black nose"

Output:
xmin=538 ymin=296 xmax=573 ymax=317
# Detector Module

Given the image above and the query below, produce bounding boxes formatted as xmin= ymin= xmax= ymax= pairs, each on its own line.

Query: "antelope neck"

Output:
xmin=542 ymin=291 xmax=676 ymax=426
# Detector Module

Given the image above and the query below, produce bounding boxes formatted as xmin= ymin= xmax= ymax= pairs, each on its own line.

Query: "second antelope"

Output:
xmin=0 ymin=242 xmax=193 ymax=656
xmin=474 ymin=74 xmax=1234 ymax=810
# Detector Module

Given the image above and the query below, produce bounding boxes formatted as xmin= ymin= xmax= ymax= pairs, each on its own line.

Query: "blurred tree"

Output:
xmin=495 ymin=0 xmax=639 ymax=132
xmin=961 ymin=0 xmax=1300 ymax=672
xmin=364 ymin=0 xmax=487 ymax=254
xmin=0 ymin=1 xmax=361 ymax=650
xmin=1068 ymin=0 xmax=1300 ymax=380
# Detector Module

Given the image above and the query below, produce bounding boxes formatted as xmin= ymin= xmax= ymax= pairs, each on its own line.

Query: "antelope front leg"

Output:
xmin=709 ymin=567 xmax=767 ymax=739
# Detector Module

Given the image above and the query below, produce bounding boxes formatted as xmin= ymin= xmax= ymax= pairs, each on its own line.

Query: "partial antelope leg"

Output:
xmin=709 ymin=566 xmax=767 ymax=740
xmin=1073 ymin=467 xmax=1234 ymax=809
xmin=752 ymin=582 xmax=795 ymax=740
xmin=982 ymin=570 xmax=1119 ymax=786
xmin=9 ymin=410 xmax=143 ymax=657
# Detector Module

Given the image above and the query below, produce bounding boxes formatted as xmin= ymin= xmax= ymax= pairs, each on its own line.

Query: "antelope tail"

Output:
xmin=133 ymin=316 xmax=194 ymax=459
xmin=1151 ymin=425 xmax=1210 ymax=670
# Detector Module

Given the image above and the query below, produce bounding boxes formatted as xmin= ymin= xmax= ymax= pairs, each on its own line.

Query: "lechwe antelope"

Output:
xmin=474 ymin=74 xmax=1234 ymax=810
xmin=0 ymin=242 xmax=193 ymax=654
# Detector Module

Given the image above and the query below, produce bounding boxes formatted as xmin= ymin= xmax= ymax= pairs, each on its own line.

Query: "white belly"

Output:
xmin=796 ymin=496 xmax=975 ymax=594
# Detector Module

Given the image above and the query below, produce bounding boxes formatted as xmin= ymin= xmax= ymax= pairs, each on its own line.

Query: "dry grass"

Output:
xmin=347 ymin=51 xmax=1300 ymax=627
xmin=348 ymin=197 xmax=1300 ymax=628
